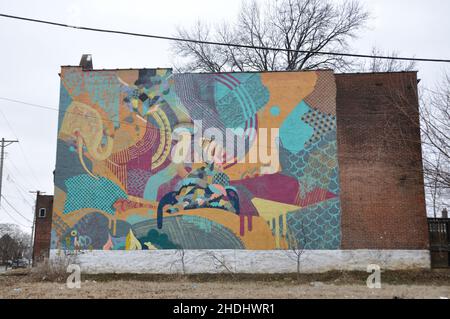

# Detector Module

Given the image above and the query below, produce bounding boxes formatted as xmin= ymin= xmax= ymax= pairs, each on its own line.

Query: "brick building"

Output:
xmin=43 ymin=57 xmax=429 ymax=273
xmin=32 ymin=194 xmax=53 ymax=265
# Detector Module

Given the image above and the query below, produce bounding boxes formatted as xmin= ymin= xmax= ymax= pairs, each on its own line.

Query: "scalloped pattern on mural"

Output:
xmin=286 ymin=198 xmax=341 ymax=250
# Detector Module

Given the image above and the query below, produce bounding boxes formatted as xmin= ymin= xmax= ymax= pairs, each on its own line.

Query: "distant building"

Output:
xmin=442 ymin=208 xmax=448 ymax=219
xmin=44 ymin=56 xmax=430 ymax=273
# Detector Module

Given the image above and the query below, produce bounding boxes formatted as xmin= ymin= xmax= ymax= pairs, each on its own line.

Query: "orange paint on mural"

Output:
xmin=224 ymin=71 xmax=318 ymax=180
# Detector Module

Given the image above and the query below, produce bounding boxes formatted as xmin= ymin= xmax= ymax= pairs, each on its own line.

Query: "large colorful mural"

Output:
xmin=52 ymin=68 xmax=341 ymax=251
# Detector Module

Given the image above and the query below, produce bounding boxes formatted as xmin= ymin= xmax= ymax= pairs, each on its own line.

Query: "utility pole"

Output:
xmin=0 ymin=138 xmax=19 ymax=208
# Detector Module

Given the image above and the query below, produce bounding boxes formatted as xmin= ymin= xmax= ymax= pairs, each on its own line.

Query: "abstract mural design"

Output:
xmin=52 ymin=68 xmax=341 ymax=251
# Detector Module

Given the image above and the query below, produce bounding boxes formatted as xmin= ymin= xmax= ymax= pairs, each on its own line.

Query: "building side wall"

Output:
xmin=45 ymin=70 xmax=431 ymax=272
xmin=335 ymin=73 xmax=429 ymax=250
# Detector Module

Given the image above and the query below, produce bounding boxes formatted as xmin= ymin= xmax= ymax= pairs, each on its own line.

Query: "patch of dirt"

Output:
xmin=82 ymin=269 xmax=450 ymax=286
xmin=1 ymin=270 xmax=449 ymax=299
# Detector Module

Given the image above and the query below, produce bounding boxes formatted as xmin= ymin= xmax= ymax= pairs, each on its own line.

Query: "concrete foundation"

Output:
xmin=50 ymin=249 xmax=430 ymax=274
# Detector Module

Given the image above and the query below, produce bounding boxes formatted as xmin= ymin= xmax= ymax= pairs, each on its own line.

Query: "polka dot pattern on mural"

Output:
xmin=63 ymin=175 xmax=128 ymax=215
xmin=270 ymin=106 xmax=281 ymax=116
xmin=302 ymin=110 xmax=336 ymax=146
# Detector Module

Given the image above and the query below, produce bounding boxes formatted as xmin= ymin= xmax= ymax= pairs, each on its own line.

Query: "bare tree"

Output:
xmin=426 ymin=153 xmax=445 ymax=218
xmin=172 ymin=0 xmax=369 ymax=72
xmin=0 ymin=223 xmax=31 ymax=267
xmin=285 ymin=222 xmax=307 ymax=281
xmin=169 ymin=248 xmax=188 ymax=275
xmin=0 ymin=235 xmax=19 ymax=267
xmin=205 ymin=251 xmax=236 ymax=277
xmin=358 ymin=47 xmax=417 ymax=72
xmin=382 ymin=72 xmax=450 ymax=216
xmin=420 ymin=74 xmax=450 ymax=214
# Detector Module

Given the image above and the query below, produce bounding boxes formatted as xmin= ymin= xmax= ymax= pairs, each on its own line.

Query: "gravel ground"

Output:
xmin=0 ymin=275 xmax=449 ymax=299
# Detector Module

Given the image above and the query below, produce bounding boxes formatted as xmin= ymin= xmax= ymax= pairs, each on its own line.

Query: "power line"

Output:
xmin=0 ymin=197 xmax=31 ymax=227
xmin=0 ymin=96 xmax=165 ymax=132
xmin=0 ymin=108 xmax=44 ymax=188
xmin=0 ymin=207 xmax=29 ymax=228
xmin=5 ymin=157 xmax=42 ymax=201
xmin=0 ymin=138 xmax=19 ymax=209
xmin=0 ymin=94 xmax=434 ymax=134
xmin=0 ymin=95 xmax=432 ymax=151
xmin=1 ymin=13 xmax=450 ymax=64
xmin=1 ymin=195 xmax=33 ymax=223
xmin=0 ymin=97 xmax=57 ymax=112
xmin=3 ymin=166 xmax=35 ymax=205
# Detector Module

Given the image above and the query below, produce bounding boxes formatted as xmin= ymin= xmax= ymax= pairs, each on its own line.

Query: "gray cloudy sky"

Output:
xmin=0 ymin=0 xmax=449 ymax=232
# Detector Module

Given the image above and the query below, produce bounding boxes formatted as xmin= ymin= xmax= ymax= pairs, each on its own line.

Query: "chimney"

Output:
xmin=442 ymin=208 xmax=448 ymax=219
xmin=79 ymin=54 xmax=93 ymax=71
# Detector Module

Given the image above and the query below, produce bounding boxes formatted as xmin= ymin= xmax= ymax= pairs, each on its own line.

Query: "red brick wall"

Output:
xmin=335 ymin=72 xmax=429 ymax=249
xmin=32 ymin=195 xmax=53 ymax=264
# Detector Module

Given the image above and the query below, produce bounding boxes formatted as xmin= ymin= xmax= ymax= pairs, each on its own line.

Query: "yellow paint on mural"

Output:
xmin=161 ymin=209 xmax=280 ymax=250
xmin=251 ymin=197 xmax=301 ymax=249
xmin=125 ymin=229 xmax=142 ymax=250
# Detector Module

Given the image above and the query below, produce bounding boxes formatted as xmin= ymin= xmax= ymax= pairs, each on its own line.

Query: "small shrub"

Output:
xmin=30 ymin=254 xmax=77 ymax=282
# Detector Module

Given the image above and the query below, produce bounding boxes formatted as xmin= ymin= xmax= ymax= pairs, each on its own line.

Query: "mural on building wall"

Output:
xmin=51 ymin=68 xmax=341 ymax=251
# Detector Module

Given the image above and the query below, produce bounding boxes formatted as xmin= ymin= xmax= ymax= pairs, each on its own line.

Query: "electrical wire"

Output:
xmin=0 ymin=108 xmax=43 ymax=188
xmin=3 ymin=167 xmax=35 ymax=205
xmin=4 ymin=158 xmax=42 ymax=202
xmin=0 ymin=96 xmax=168 ymax=132
xmin=0 ymin=94 xmax=431 ymax=132
xmin=1 ymin=13 xmax=450 ymax=64
xmin=0 ymin=94 xmax=432 ymax=157
xmin=0 ymin=202 xmax=31 ymax=228
xmin=0 ymin=207 xmax=29 ymax=228
xmin=1 ymin=195 xmax=33 ymax=223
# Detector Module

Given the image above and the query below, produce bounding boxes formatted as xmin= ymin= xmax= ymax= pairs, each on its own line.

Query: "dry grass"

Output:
xmin=0 ymin=269 xmax=449 ymax=299
xmin=28 ymin=254 xmax=77 ymax=282
xmin=81 ymin=269 xmax=450 ymax=286
xmin=0 ymin=276 xmax=449 ymax=299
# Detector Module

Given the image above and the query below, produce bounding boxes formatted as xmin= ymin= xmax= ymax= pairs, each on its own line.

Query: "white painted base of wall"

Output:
xmin=49 ymin=249 xmax=430 ymax=274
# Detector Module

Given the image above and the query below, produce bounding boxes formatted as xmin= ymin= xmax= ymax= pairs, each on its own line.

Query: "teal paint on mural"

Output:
xmin=287 ymin=198 xmax=341 ymax=250
xmin=270 ymin=106 xmax=281 ymax=116
xmin=57 ymin=84 xmax=72 ymax=131
xmin=64 ymin=174 xmax=127 ymax=215
xmin=126 ymin=214 xmax=153 ymax=225
xmin=215 ymin=73 xmax=270 ymax=129
xmin=280 ymin=100 xmax=315 ymax=153
xmin=182 ymin=215 xmax=213 ymax=233
xmin=64 ymin=70 xmax=122 ymax=128
xmin=143 ymin=164 xmax=177 ymax=201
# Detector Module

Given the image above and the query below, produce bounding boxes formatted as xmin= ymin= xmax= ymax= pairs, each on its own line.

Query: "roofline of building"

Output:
xmin=335 ymin=70 xmax=418 ymax=75
xmin=59 ymin=65 xmax=418 ymax=76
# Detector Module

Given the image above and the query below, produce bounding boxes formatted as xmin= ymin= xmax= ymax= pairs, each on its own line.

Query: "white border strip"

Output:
xmin=50 ymin=249 xmax=430 ymax=274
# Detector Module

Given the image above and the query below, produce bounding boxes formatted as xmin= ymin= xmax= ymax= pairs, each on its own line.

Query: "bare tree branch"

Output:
xmin=172 ymin=0 xmax=369 ymax=72
xmin=358 ymin=47 xmax=417 ymax=72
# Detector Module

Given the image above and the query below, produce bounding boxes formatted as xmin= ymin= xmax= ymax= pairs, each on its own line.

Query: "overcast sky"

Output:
xmin=0 ymin=0 xmax=449 ymax=232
